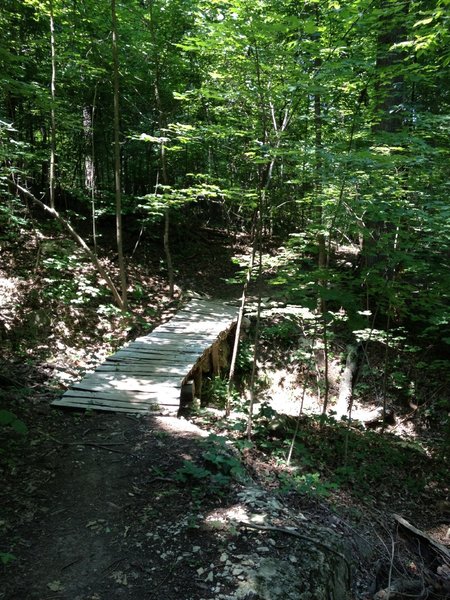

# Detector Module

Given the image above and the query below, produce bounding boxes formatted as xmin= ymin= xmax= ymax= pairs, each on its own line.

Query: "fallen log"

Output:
xmin=394 ymin=514 xmax=450 ymax=567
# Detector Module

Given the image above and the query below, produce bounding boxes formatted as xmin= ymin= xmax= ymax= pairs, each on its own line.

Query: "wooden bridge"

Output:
xmin=52 ymin=298 xmax=238 ymax=415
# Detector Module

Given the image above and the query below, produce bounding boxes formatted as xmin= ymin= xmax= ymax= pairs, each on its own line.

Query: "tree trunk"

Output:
xmin=336 ymin=345 xmax=359 ymax=418
xmin=227 ymin=212 xmax=258 ymax=416
xmin=83 ymin=86 xmax=98 ymax=254
xmin=246 ymin=205 xmax=263 ymax=439
xmin=148 ymin=0 xmax=174 ymax=297
xmin=49 ymin=0 xmax=56 ymax=209
xmin=111 ymin=0 xmax=128 ymax=311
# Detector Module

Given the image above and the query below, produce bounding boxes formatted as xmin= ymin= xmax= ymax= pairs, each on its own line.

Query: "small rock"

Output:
xmin=197 ymin=567 xmax=205 ymax=576
xmin=257 ymin=546 xmax=270 ymax=553
xmin=192 ymin=546 xmax=201 ymax=553
xmin=220 ymin=553 xmax=228 ymax=562
xmin=250 ymin=513 xmax=266 ymax=524
xmin=206 ymin=571 xmax=214 ymax=582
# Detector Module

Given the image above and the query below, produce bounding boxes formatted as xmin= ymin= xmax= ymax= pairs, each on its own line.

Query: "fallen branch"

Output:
xmin=374 ymin=578 xmax=428 ymax=600
xmin=47 ymin=435 xmax=132 ymax=455
xmin=238 ymin=521 xmax=351 ymax=567
xmin=148 ymin=476 xmax=176 ymax=484
xmin=394 ymin=514 xmax=450 ymax=566
xmin=61 ymin=556 xmax=83 ymax=571
xmin=80 ymin=442 xmax=131 ymax=455
xmin=10 ymin=179 xmax=125 ymax=310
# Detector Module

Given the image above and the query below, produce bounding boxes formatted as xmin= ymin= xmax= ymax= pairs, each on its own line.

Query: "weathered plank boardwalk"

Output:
xmin=52 ymin=298 xmax=238 ymax=415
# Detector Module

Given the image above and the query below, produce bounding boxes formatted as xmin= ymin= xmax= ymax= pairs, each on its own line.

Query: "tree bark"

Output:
xmin=49 ymin=0 xmax=56 ymax=209
xmin=111 ymin=0 xmax=128 ymax=311
xmin=227 ymin=212 xmax=258 ymax=416
xmin=336 ymin=345 xmax=359 ymax=418
xmin=148 ymin=0 xmax=174 ymax=297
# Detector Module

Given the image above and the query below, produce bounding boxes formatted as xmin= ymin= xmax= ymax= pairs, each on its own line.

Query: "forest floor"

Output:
xmin=1 ymin=222 xmax=449 ymax=600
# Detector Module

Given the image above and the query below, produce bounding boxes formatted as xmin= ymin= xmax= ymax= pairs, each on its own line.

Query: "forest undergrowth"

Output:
xmin=1 ymin=218 xmax=449 ymax=599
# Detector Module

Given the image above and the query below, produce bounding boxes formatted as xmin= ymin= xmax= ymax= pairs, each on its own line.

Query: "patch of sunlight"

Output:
xmin=262 ymin=368 xmax=321 ymax=417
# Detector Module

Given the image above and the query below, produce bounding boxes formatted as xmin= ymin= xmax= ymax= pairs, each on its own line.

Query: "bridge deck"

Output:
xmin=51 ymin=298 xmax=238 ymax=415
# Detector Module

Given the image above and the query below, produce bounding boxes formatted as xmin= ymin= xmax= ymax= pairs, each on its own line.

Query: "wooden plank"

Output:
xmin=132 ymin=333 xmax=213 ymax=344
xmin=107 ymin=354 xmax=199 ymax=366
xmin=128 ymin=341 xmax=209 ymax=352
xmin=107 ymin=350 xmax=197 ymax=361
xmin=110 ymin=348 xmax=202 ymax=358
xmin=146 ymin=332 xmax=218 ymax=342
xmin=154 ymin=324 xmax=225 ymax=334
xmin=96 ymin=364 xmax=191 ymax=376
xmin=72 ymin=377 xmax=181 ymax=393
xmin=54 ymin=401 xmax=160 ymax=414
xmin=55 ymin=396 xmax=160 ymax=411
xmin=181 ymin=303 xmax=237 ymax=317
xmin=155 ymin=321 xmax=228 ymax=330
xmin=61 ymin=389 xmax=180 ymax=404
xmin=75 ymin=369 xmax=179 ymax=385
xmin=105 ymin=357 xmax=195 ymax=368
xmin=165 ymin=316 xmax=230 ymax=326
xmin=56 ymin=395 xmax=164 ymax=410
xmin=72 ymin=371 xmax=182 ymax=383
xmin=56 ymin=395 xmax=174 ymax=412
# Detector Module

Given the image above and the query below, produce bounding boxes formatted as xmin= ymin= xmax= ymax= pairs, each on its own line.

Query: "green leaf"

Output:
xmin=0 ymin=552 xmax=16 ymax=565
xmin=413 ymin=17 xmax=433 ymax=27
xmin=47 ymin=581 xmax=65 ymax=592
xmin=0 ymin=409 xmax=15 ymax=427
xmin=0 ymin=410 xmax=28 ymax=435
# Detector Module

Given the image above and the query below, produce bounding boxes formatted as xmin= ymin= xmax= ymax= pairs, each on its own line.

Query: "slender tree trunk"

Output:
xmin=83 ymin=86 xmax=98 ymax=254
xmin=111 ymin=0 xmax=128 ymax=311
xmin=286 ymin=378 xmax=307 ymax=466
xmin=314 ymin=60 xmax=330 ymax=415
xmin=163 ymin=205 xmax=174 ymax=296
xmin=148 ymin=0 xmax=174 ymax=297
xmin=160 ymin=141 xmax=174 ymax=297
xmin=227 ymin=212 xmax=258 ymax=416
xmin=364 ymin=3 xmax=408 ymax=272
xmin=49 ymin=0 xmax=56 ymax=209
xmin=91 ymin=87 xmax=98 ymax=255
xmin=246 ymin=205 xmax=263 ymax=439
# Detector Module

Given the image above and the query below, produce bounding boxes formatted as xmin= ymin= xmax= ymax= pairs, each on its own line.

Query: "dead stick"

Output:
xmin=148 ymin=476 xmax=176 ymax=484
xmin=154 ymin=557 xmax=183 ymax=590
xmin=102 ymin=557 xmax=125 ymax=574
xmin=61 ymin=556 xmax=83 ymax=571
xmin=82 ymin=442 xmax=132 ymax=455
xmin=47 ymin=436 xmax=131 ymax=454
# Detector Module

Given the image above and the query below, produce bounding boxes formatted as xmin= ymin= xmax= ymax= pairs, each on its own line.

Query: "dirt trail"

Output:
xmin=3 ymin=411 xmax=231 ymax=600
xmin=2 ymin=406 xmax=357 ymax=600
